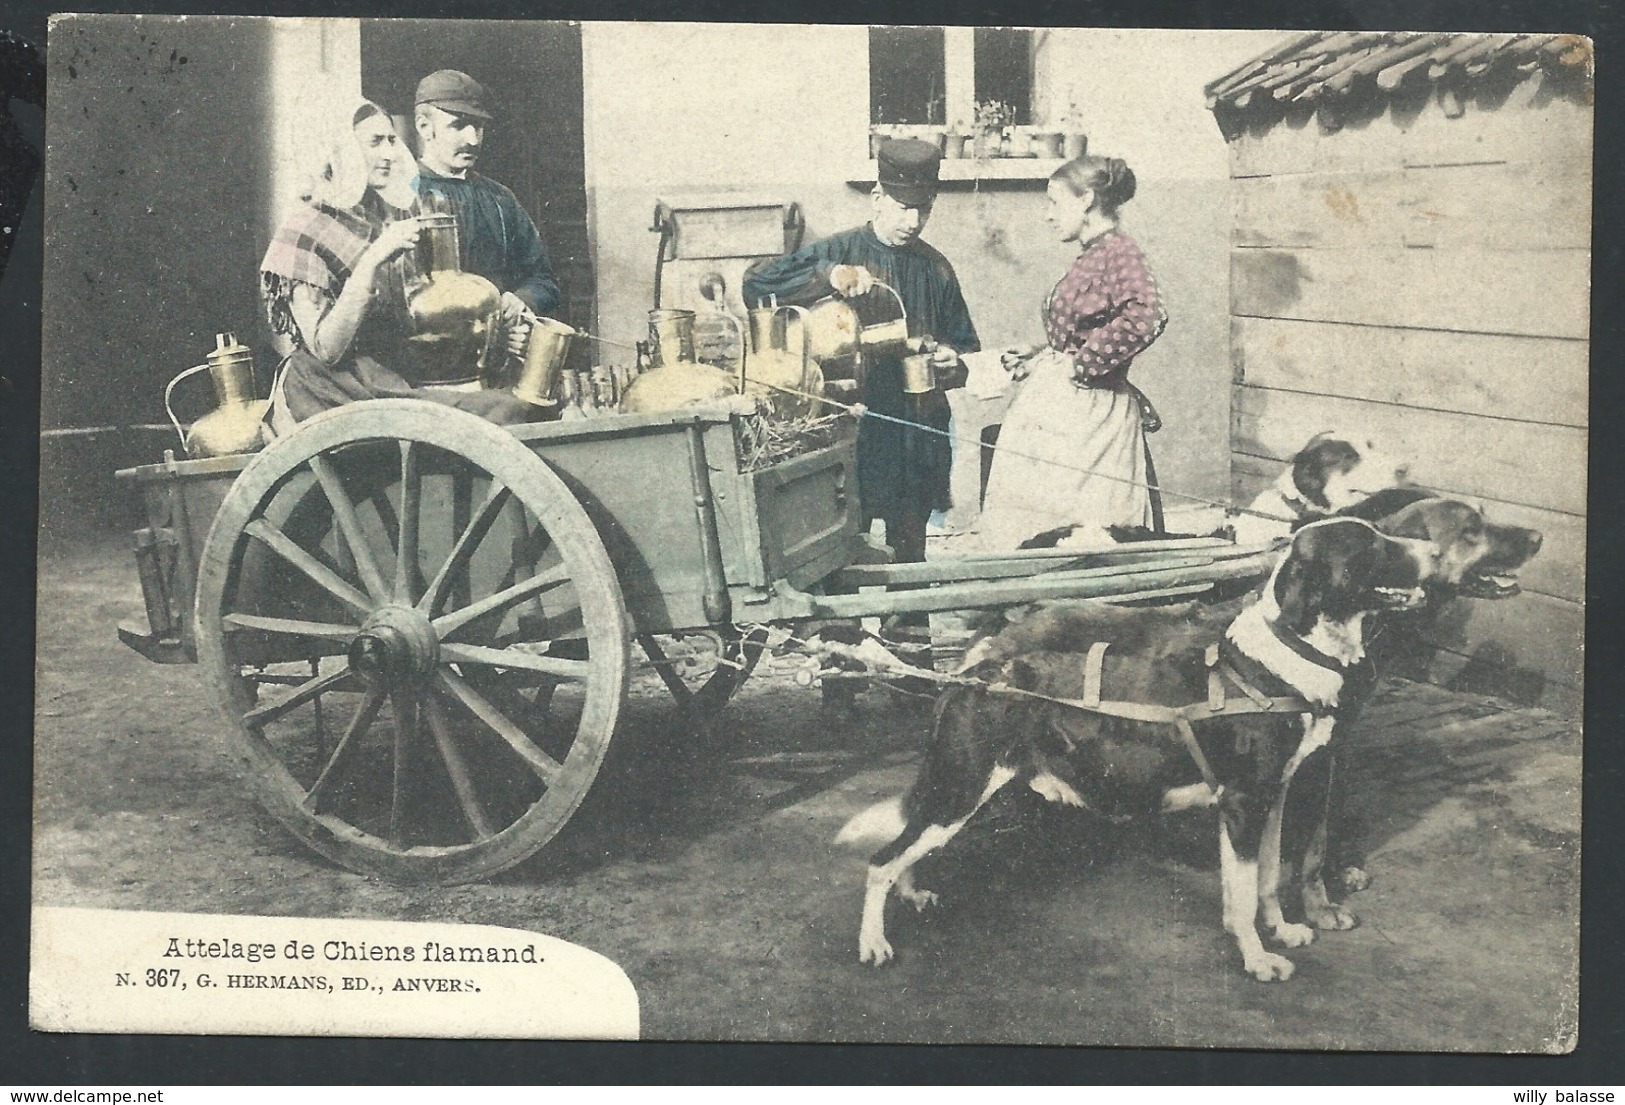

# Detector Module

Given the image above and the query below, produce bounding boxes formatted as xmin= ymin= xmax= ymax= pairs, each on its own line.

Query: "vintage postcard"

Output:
xmin=32 ymin=17 xmax=1588 ymax=1048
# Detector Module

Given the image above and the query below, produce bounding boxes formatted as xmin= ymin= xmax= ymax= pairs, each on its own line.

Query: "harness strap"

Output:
xmin=1082 ymin=641 xmax=1109 ymax=709
xmin=1205 ymin=644 xmax=1224 ymax=712
xmin=983 ymin=643 xmax=1313 ymax=802
xmin=1172 ymin=717 xmax=1222 ymax=796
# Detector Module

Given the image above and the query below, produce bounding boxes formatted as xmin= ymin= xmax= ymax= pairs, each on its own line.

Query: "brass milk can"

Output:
xmin=742 ymin=305 xmax=823 ymax=417
xmin=406 ymin=213 xmax=503 ymax=385
xmin=163 ymin=333 xmax=270 ymax=457
xmin=619 ymin=308 xmax=738 ymax=414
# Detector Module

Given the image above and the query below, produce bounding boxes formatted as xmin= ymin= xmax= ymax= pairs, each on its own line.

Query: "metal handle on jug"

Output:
xmin=163 ymin=363 xmax=214 ymax=453
xmin=875 ymin=280 xmax=909 ymax=333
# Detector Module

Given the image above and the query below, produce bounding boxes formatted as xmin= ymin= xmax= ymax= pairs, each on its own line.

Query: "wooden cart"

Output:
xmin=116 ymin=399 xmax=1276 ymax=883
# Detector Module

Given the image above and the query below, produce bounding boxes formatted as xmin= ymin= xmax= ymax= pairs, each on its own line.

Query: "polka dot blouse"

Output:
xmin=1045 ymin=229 xmax=1168 ymax=380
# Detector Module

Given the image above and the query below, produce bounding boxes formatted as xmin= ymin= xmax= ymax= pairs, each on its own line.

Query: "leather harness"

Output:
xmin=984 ymin=639 xmax=1313 ymax=798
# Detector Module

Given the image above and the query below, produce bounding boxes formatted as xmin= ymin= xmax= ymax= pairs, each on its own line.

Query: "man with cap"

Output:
xmin=412 ymin=69 xmax=563 ymax=355
xmin=744 ymin=138 xmax=979 ymax=566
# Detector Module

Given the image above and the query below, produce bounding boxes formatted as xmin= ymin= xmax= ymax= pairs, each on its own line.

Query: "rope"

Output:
xmin=738 ymin=374 xmax=1300 ymax=525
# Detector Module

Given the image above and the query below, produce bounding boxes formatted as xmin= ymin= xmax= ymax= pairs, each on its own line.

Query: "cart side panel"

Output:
xmin=514 ymin=412 xmax=859 ymax=633
xmin=519 ymin=420 xmax=726 ymax=633
xmin=748 ymin=440 xmax=861 ymax=594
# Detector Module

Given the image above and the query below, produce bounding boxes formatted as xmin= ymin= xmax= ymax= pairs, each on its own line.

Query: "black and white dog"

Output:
xmin=1232 ymin=433 xmax=1410 ymax=546
xmin=837 ymin=518 xmax=1432 ymax=981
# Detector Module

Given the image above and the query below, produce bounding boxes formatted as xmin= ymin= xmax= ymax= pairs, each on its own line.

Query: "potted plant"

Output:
xmin=973 ymin=100 xmax=1013 ymax=159
xmin=1029 ymin=125 xmax=1066 ymax=159
xmin=1061 ymin=97 xmax=1088 ymax=160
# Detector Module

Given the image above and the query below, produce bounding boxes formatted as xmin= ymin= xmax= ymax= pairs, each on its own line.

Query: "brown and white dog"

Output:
xmin=1232 ymin=433 xmax=1410 ymax=546
xmin=838 ymin=518 xmax=1432 ymax=981
xmin=1313 ymin=488 xmax=1544 ymax=890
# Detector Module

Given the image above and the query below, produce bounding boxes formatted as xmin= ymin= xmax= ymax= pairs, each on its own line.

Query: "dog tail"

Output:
xmin=835 ymin=796 xmax=906 ymax=848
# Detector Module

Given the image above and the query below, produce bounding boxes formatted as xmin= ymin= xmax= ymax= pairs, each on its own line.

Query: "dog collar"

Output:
xmin=1222 ymin=607 xmax=1347 ymax=712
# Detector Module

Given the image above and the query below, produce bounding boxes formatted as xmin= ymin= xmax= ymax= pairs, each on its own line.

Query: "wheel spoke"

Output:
xmin=388 ymin=688 xmax=421 ymax=848
xmin=304 ymin=687 xmax=385 ymax=812
xmin=441 ymin=641 xmax=592 ymax=680
xmin=243 ymin=664 xmax=355 ymax=728
xmin=224 ymin=612 xmax=359 ymax=641
xmin=395 ymin=440 xmax=421 ymax=604
xmin=244 ymin=519 xmax=373 ymax=616
xmin=309 ymin=454 xmax=391 ymax=604
xmin=438 ymin=668 xmax=562 ymax=783
xmin=423 ymin=695 xmax=495 ymax=839
xmin=433 ymin=566 xmax=571 ymax=641
xmin=418 ymin=481 xmax=512 ymax=617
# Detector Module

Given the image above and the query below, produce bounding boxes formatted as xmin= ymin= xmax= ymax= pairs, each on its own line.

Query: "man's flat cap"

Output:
xmin=877 ymin=138 xmax=942 ymax=206
xmin=415 ymin=70 xmax=493 ymax=121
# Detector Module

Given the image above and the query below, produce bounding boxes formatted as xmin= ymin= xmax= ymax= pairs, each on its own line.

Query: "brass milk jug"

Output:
xmin=165 ymin=333 xmax=270 ymax=458
xmin=406 ymin=213 xmax=503 ymax=385
xmin=742 ymin=305 xmax=823 ymax=418
xmin=619 ymin=308 xmax=738 ymax=414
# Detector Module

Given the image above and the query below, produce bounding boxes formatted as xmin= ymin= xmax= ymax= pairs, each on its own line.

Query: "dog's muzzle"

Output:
xmin=1459 ymin=572 xmax=1523 ymax=600
xmin=1375 ymin=585 xmax=1428 ymax=610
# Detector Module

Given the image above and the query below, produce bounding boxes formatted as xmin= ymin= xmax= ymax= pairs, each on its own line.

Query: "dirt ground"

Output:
xmin=32 ymin=526 xmax=1581 ymax=1051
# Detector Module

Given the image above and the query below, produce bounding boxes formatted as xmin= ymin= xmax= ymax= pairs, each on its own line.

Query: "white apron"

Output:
xmin=978 ymin=348 xmax=1151 ymax=550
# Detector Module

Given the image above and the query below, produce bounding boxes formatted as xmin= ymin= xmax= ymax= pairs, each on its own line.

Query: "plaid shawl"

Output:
xmin=259 ymin=201 xmax=380 ymax=343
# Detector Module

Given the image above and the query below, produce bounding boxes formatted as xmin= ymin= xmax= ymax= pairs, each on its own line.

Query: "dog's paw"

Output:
xmin=898 ymin=886 xmax=940 ymax=912
xmin=1271 ymin=922 xmax=1316 ymax=948
xmin=1243 ymin=949 xmax=1296 ymax=982
xmin=1307 ymin=903 xmax=1358 ymax=931
xmin=1030 ymin=771 xmax=1086 ymax=808
xmin=1337 ymin=866 xmax=1372 ymax=894
xmin=859 ymin=934 xmax=895 ymax=966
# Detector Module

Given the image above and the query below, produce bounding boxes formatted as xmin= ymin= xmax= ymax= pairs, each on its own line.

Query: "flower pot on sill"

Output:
xmin=1063 ymin=133 xmax=1089 ymax=160
xmin=973 ymin=128 xmax=1003 ymax=159
xmin=943 ymin=132 xmax=970 ymax=159
xmin=1031 ymin=131 xmax=1065 ymax=159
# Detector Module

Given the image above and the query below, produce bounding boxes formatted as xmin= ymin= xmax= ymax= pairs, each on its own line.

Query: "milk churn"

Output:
xmin=164 ymin=333 xmax=270 ymax=458
xmin=741 ymin=305 xmax=824 ymax=417
xmin=619 ymin=308 xmax=738 ymax=414
xmin=405 ymin=213 xmax=503 ymax=385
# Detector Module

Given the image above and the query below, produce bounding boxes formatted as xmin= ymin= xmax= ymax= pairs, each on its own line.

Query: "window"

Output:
xmin=867 ymin=26 xmax=1035 ymax=132
xmin=973 ymin=28 xmax=1033 ymax=126
xmin=869 ymin=26 xmax=945 ymax=125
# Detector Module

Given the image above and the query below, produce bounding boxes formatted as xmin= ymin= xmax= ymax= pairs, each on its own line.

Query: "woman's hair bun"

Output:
xmin=1101 ymin=158 xmax=1137 ymax=208
xmin=1051 ymin=154 xmax=1138 ymax=215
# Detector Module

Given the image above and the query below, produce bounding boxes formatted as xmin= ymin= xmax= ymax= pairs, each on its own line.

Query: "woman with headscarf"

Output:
xmin=259 ymin=99 xmax=528 ymax=427
xmin=978 ymin=154 xmax=1168 ymax=550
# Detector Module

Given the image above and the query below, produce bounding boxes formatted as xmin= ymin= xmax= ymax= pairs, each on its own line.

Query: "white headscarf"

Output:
xmin=295 ymin=99 xmax=415 ymax=212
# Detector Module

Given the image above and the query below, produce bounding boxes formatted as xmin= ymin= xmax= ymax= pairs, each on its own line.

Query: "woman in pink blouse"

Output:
xmin=979 ymin=155 xmax=1168 ymax=549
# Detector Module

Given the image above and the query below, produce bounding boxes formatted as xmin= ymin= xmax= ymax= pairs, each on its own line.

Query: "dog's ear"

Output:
xmin=1378 ymin=503 xmax=1435 ymax=541
xmin=1274 ymin=533 xmax=1324 ymax=635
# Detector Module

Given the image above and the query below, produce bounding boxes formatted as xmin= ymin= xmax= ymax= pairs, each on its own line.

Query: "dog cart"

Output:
xmin=114 ymin=397 xmax=1280 ymax=884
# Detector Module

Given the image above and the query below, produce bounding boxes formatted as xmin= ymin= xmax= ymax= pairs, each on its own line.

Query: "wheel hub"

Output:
xmin=347 ymin=605 xmax=439 ymax=685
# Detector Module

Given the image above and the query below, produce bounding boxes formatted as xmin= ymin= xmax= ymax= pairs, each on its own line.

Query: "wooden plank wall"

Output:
xmin=1226 ymin=87 xmax=1591 ymax=705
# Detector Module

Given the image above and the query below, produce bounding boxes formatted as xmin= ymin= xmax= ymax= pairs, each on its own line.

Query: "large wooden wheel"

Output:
xmin=194 ymin=400 xmax=629 ymax=883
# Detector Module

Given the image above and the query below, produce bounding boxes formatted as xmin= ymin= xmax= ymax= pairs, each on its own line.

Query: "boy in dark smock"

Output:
xmin=743 ymin=139 xmax=978 ymax=564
